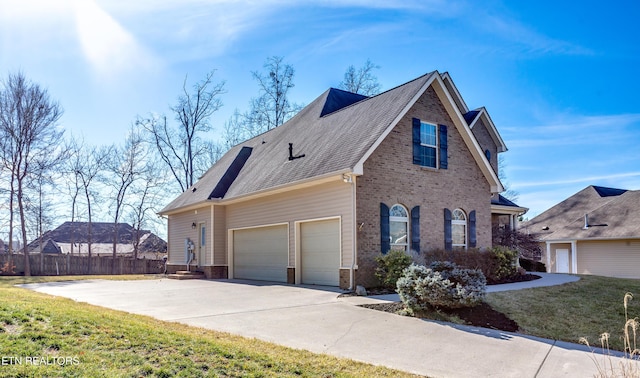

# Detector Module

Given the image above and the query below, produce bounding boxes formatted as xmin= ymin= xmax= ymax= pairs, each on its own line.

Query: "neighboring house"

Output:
xmin=160 ymin=70 xmax=525 ymax=288
xmin=26 ymin=222 xmax=167 ymax=259
xmin=522 ymin=186 xmax=640 ymax=278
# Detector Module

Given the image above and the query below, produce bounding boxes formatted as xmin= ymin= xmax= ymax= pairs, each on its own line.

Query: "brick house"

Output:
xmin=159 ymin=71 xmax=524 ymax=289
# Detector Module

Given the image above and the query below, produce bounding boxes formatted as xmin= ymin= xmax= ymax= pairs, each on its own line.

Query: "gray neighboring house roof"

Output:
xmin=523 ymin=185 xmax=640 ymax=241
xmin=27 ymin=222 xmax=167 ymax=253
xmin=161 ymin=71 xmax=504 ymax=214
xmin=492 ymin=194 xmax=522 ymax=208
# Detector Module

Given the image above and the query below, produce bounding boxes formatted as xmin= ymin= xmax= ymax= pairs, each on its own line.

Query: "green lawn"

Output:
xmin=0 ymin=275 xmax=419 ymax=378
xmin=486 ymin=275 xmax=640 ymax=352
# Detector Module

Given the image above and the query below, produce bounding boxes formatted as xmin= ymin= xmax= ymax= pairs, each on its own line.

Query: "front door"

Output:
xmin=198 ymin=222 xmax=206 ymax=268
xmin=556 ymin=249 xmax=570 ymax=273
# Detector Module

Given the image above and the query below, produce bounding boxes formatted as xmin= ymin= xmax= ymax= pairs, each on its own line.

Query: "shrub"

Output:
xmin=519 ymin=258 xmax=547 ymax=273
xmin=375 ymin=249 xmax=413 ymax=289
xmin=489 ymin=246 xmax=518 ymax=282
xmin=396 ymin=262 xmax=486 ymax=311
xmin=418 ymin=247 xmax=519 ymax=284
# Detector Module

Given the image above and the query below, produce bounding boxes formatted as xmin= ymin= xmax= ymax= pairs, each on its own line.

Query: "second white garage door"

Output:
xmin=233 ymin=225 xmax=288 ymax=282
xmin=300 ymin=219 xmax=340 ymax=286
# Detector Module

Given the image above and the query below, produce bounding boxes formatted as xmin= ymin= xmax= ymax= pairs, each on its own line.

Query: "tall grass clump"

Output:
xmin=580 ymin=292 xmax=640 ymax=377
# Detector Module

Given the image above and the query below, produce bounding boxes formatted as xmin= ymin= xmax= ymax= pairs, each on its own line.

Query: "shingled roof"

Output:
xmin=26 ymin=222 xmax=167 ymax=253
xmin=161 ymin=71 xmax=503 ymax=214
xmin=523 ymin=186 xmax=640 ymax=241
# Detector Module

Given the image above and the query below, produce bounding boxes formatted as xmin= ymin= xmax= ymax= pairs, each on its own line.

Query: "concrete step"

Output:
xmin=167 ymin=270 xmax=205 ymax=280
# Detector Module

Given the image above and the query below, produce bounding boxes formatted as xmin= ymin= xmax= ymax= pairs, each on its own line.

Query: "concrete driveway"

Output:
xmin=23 ymin=277 xmax=617 ymax=377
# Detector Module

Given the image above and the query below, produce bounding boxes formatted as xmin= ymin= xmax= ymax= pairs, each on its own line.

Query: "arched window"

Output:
xmin=389 ymin=204 xmax=409 ymax=251
xmin=452 ymin=209 xmax=467 ymax=249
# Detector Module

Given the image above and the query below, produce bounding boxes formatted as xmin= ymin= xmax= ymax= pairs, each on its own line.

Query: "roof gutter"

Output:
xmin=540 ymin=236 xmax=640 ymax=243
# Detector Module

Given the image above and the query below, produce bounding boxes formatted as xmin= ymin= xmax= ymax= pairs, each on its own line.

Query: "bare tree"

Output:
xmin=246 ymin=56 xmax=301 ymax=133
xmin=0 ymin=72 xmax=63 ymax=276
xmin=498 ymin=155 xmax=519 ymax=203
xmin=339 ymin=59 xmax=382 ymax=96
xmin=126 ymin=156 xmax=165 ymax=259
xmin=64 ymin=137 xmax=84 ymax=255
xmin=139 ymin=70 xmax=225 ymax=193
xmin=492 ymin=225 xmax=542 ymax=261
xmin=105 ymin=127 xmax=145 ymax=272
xmin=75 ymin=143 xmax=110 ymax=269
xmin=26 ymin=155 xmax=65 ymax=254
xmin=220 ymin=108 xmax=257 ymax=151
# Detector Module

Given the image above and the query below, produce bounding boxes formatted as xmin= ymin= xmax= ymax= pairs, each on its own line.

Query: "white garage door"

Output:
xmin=301 ymin=219 xmax=340 ymax=286
xmin=233 ymin=225 xmax=288 ymax=282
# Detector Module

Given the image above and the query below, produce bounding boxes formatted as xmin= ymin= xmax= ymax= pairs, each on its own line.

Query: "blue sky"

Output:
xmin=1 ymin=0 xmax=639 ymax=219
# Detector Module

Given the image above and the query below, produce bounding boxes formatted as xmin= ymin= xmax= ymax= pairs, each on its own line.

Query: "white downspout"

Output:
xmin=350 ymin=175 xmax=357 ymax=291
xmin=571 ymin=240 xmax=578 ymax=274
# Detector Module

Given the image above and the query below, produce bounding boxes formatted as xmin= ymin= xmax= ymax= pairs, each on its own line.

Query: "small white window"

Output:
xmin=452 ymin=209 xmax=467 ymax=249
xmin=390 ymin=204 xmax=409 ymax=251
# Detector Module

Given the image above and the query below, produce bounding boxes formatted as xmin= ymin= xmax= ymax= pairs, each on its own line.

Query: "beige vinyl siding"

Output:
xmin=546 ymin=243 xmax=572 ymax=273
xmin=213 ymin=205 xmax=226 ymax=265
xmin=167 ymin=205 xmax=212 ymax=265
xmin=578 ymin=240 xmax=640 ymax=279
xmin=226 ymin=179 xmax=353 ymax=268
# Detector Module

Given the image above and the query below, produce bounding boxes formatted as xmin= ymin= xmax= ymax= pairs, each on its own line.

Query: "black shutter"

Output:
xmin=380 ymin=203 xmax=390 ymax=254
xmin=444 ymin=208 xmax=452 ymax=251
xmin=469 ymin=210 xmax=477 ymax=248
xmin=412 ymin=118 xmax=421 ymax=165
xmin=411 ymin=206 xmax=420 ymax=253
xmin=439 ymin=124 xmax=448 ymax=169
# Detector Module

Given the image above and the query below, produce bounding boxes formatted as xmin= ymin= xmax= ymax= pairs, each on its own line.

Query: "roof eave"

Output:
xmin=540 ymin=236 xmax=640 ymax=243
xmin=158 ymin=199 xmax=221 ymax=216
xmin=491 ymin=204 xmax=529 ymax=215
xmin=468 ymin=108 xmax=508 ymax=153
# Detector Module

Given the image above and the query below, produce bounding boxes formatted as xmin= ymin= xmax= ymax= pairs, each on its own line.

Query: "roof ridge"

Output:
xmin=320 ymin=71 xmax=437 ymax=118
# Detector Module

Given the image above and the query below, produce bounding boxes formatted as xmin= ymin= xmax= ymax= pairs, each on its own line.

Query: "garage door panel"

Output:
xmin=301 ymin=219 xmax=340 ymax=286
xmin=234 ymin=225 xmax=287 ymax=282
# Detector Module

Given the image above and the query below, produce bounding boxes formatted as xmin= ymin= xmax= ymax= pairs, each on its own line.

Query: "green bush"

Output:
xmin=489 ymin=246 xmax=518 ymax=282
xmin=397 ymin=262 xmax=486 ymax=311
xmin=374 ymin=249 xmax=413 ymax=289
xmin=418 ymin=247 xmax=519 ymax=284
xmin=519 ymin=258 xmax=547 ymax=272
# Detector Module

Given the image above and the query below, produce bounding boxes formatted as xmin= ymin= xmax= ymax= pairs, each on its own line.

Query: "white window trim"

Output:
xmin=390 ymin=204 xmax=409 ymax=251
xmin=452 ymin=209 xmax=467 ymax=249
xmin=419 ymin=121 xmax=439 ymax=168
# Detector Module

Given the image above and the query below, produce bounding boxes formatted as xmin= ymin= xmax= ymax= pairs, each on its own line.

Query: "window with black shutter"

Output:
xmin=412 ymin=118 xmax=448 ymax=169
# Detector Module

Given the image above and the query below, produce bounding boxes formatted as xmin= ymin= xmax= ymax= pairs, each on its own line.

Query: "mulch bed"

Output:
xmin=356 ymin=274 xmax=541 ymax=333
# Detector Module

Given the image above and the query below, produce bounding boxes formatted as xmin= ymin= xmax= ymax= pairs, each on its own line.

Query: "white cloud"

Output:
xmin=504 ymin=113 xmax=640 ymax=149
xmin=513 ymin=172 xmax=640 ymax=189
xmin=73 ymin=0 xmax=160 ymax=78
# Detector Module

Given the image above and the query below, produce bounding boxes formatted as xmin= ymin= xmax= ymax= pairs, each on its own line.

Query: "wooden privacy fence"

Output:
xmin=0 ymin=253 xmax=165 ymax=276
